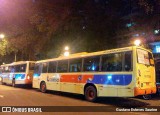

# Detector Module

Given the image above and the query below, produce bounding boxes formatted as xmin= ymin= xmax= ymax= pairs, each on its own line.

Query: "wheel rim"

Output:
xmin=87 ymin=89 xmax=95 ymax=100
xmin=41 ymin=83 xmax=46 ymax=92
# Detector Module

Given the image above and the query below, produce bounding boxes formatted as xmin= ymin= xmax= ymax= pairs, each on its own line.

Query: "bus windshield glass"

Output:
xmin=29 ymin=63 xmax=35 ymax=70
xmin=137 ymin=49 xmax=154 ymax=66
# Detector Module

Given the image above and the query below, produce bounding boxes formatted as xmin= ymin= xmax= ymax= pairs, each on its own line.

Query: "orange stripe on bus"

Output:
xmin=81 ymin=75 xmax=94 ymax=83
xmin=60 ymin=75 xmax=94 ymax=83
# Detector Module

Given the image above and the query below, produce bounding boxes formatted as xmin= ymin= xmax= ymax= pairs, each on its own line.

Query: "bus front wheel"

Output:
xmin=85 ymin=86 xmax=97 ymax=102
xmin=40 ymin=82 xmax=47 ymax=93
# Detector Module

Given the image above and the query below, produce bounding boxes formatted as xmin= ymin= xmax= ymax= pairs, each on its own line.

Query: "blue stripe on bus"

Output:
xmin=33 ymin=73 xmax=40 ymax=78
xmin=14 ymin=74 xmax=25 ymax=79
xmin=87 ymin=74 xmax=132 ymax=86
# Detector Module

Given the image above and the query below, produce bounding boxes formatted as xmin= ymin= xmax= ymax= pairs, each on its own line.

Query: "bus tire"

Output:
xmin=84 ymin=85 xmax=97 ymax=102
xmin=40 ymin=81 xmax=47 ymax=93
xmin=12 ymin=79 xmax=16 ymax=87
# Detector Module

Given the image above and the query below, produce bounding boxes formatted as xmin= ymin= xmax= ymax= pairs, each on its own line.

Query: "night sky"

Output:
xmin=0 ymin=0 xmax=159 ymax=63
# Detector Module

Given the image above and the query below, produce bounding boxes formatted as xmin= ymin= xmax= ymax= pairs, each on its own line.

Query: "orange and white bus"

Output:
xmin=33 ymin=46 xmax=156 ymax=101
xmin=0 ymin=61 xmax=35 ymax=87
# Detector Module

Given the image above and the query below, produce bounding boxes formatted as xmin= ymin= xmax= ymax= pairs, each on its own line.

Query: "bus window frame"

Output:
xmin=136 ymin=48 xmax=152 ymax=66
xmin=57 ymin=60 xmax=69 ymax=73
xmin=101 ymin=52 xmax=123 ymax=72
xmin=124 ymin=51 xmax=133 ymax=71
xmin=82 ymin=56 xmax=101 ymax=72
xmin=29 ymin=62 xmax=35 ymax=70
xmin=34 ymin=63 xmax=43 ymax=75
xmin=69 ymin=58 xmax=82 ymax=72
xmin=42 ymin=62 xmax=48 ymax=73
xmin=48 ymin=61 xmax=57 ymax=73
xmin=19 ymin=64 xmax=27 ymax=72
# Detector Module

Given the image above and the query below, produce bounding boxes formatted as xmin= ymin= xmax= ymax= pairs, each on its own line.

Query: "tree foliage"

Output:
xmin=0 ymin=0 xmax=159 ymax=63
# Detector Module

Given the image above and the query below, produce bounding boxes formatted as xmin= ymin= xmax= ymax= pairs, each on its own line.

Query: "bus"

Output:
xmin=0 ymin=61 xmax=35 ymax=87
xmin=33 ymin=46 xmax=156 ymax=101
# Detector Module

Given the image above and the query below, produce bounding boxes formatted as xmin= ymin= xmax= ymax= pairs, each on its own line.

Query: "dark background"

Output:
xmin=0 ymin=0 xmax=159 ymax=63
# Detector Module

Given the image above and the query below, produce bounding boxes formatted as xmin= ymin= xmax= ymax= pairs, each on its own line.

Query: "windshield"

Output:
xmin=29 ymin=63 xmax=35 ymax=70
xmin=137 ymin=49 xmax=154 ymax=66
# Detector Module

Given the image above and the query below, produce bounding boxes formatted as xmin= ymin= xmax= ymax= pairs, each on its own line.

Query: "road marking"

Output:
xmin=0 ymin=95 xmax=4 ymax=98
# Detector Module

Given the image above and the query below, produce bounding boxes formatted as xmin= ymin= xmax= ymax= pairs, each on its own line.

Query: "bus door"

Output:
xmin=1 ymin=66 xmax=8 ymax=83
xmin=5 ymin=66 xmax=12 ymax=84
xmin=33 ymin=63 xmax=42 ymax=88
xmin=46 ymin=61 xmax=60 ymax=91
xmin=136 ymin=49 xmax=155 ymax=90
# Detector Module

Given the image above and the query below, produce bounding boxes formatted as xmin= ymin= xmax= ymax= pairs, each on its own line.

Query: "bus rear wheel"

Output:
xmin=40 ymin=82 xmax=47 ymax=93
xmin=85 ymin=86 xmax=97 ymax=102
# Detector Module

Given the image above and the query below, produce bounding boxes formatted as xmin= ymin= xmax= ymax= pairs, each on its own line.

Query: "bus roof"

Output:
xmin=36 ymin=46 xmax=151 ymax=63
xmin=1 ymin=61 xmax=36 ymax=67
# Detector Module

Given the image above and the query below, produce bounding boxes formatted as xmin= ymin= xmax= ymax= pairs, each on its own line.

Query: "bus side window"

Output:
xmin=69 ymin=59 xmax=82 ymax=72
xmin=34 ymin=63 xmax=43 ymax=75
xmin=10 ymin=66 xmax=15 ymax=73
xmin=20 ymin=64 xmax=26 ymax=72
xmin=29 ymin=63 xmax=35 ymax=70
xmin=42 ymin=63 xmax=48 ymax=73
xmin=102 ymin=53 xmax=122 ymax=71
xmin=124 ymin=51 xmax=132 ymax=71
xmin=57 ymin=60 xmax=68 ymax=73
xmin=18 ymin=65 xmax=22 ymax=72
xmin=48 ymin=61 xmax=57 ymax=73
xmin=15 ymin=65 xmax=20 ymax=72
xmin=83 ymin=56 xmax=100 ymax=72
xmin=5 ymin=66 xmax=10 ymax=73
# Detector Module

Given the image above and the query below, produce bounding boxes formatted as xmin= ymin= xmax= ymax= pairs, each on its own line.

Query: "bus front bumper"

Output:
xmin=134 ymin=87 xmax=157 ymax=96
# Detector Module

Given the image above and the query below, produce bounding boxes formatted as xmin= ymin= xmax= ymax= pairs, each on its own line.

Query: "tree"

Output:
xmin=1 ymin=0 xmax=159 ymax=64
xmin=0 ymin=0 xmax=73 ymax=62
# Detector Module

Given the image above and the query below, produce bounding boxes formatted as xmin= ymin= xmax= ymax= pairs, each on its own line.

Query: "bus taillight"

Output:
xmin=27 ymin=74 xmax=30 ymax=80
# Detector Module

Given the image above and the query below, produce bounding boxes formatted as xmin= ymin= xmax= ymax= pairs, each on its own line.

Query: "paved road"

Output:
xmin=0 ymin=84 xmax=159 ymax=113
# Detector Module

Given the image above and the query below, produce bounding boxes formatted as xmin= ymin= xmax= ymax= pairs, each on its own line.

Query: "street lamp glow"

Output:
xmin=64 ymin=51 xmax=70 ymax=56
xmin=154 ymin=29 xmax=160 ymax=34
xmin=134 ymin=39 xmax=141 ymax=46
xmin=65 ymin=46 xmax=69 ymax=50
xmin=0 ymin=34 xmax=5 ymax=39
